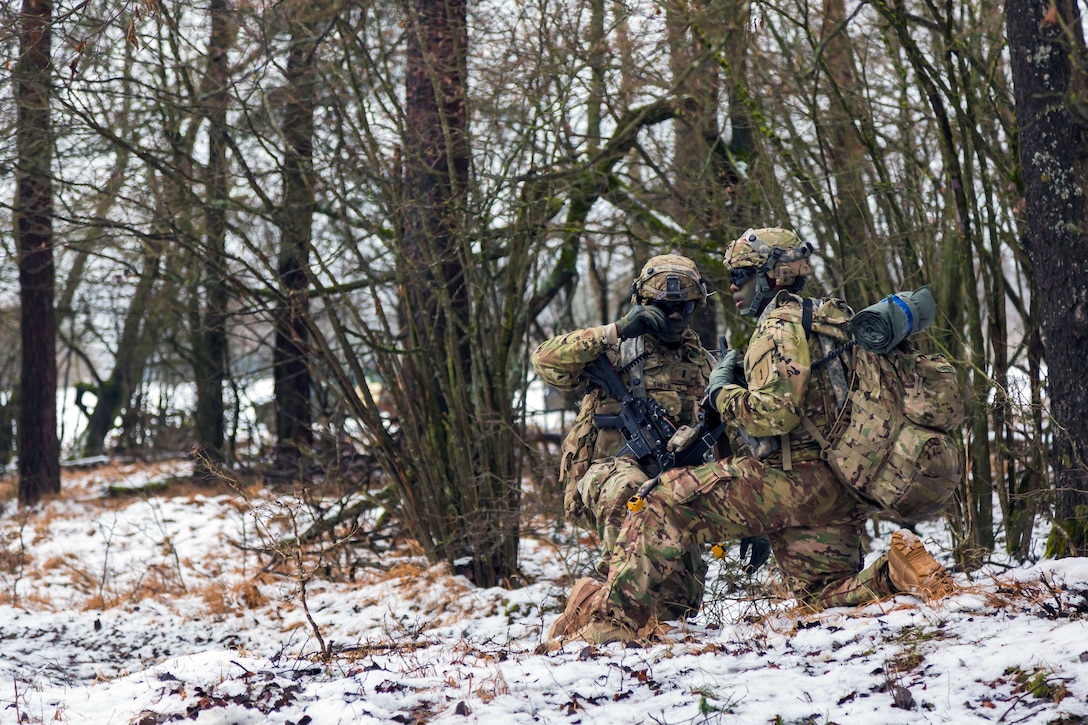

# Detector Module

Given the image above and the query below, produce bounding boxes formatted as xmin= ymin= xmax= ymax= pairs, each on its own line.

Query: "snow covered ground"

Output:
xmin=1 ymin=459 xmax=1086 ymax=724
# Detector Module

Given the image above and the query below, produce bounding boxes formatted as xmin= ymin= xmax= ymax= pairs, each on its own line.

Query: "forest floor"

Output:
xmin=1 ymin=456 xmax=1087 ymax=724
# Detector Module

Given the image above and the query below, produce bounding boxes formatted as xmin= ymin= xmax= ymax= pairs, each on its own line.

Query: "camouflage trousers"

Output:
xmin=573 ymin=456 xmax=708 ymax=618
xmin=594 ymin=456 xmax=897 ymax=630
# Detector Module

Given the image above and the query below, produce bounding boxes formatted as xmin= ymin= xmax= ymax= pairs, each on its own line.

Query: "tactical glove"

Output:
xmin=705 ymin=349 xmax=745 ymax=403
xmin=615 ymin=304 xmax=668 ymax=339
xmin=739 ymin=534 xmax=772 ymax=574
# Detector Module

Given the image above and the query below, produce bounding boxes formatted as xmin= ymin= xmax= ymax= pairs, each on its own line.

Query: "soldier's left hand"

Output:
xmin=723 ymin=349 xmax=746 ymax=387
xmin=706 ymin=349 xmax=745 ymax=401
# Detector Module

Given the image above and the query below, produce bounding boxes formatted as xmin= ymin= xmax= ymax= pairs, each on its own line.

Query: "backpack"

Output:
xmin=799 ymin=300 xmax=965 ymax=521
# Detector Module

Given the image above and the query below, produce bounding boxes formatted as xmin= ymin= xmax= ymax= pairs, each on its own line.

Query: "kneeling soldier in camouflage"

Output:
xmin=533 ymin=254 xmax=767 ymax=638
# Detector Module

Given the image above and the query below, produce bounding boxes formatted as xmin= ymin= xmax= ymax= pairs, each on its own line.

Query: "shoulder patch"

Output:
xmin=750 ymin=353 xmax=775 ymax=388
xmin=746 ymin=332 xmax=778 ymax=388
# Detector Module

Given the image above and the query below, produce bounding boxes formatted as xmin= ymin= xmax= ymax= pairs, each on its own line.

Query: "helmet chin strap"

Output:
xmin=744 ymin=274 xmax=775 ymax=317
xmin=743 ymin=246 xmax=785 ymax=317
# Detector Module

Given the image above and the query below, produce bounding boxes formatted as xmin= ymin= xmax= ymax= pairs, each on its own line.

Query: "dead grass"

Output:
xmin=473 ymin=668 xmax=511 ymax=703
xmin=978 ymin=570 xmax=1088 ymax=619
xmin=1 ymin=458 xmax=237 ymax=513
xmin=17 ymin=589 xmax=57 ymax=609
xmin=196 ymin=580 xmax=268 ymax=615
xmin=0 ymin=475 xmax=15 ymax=502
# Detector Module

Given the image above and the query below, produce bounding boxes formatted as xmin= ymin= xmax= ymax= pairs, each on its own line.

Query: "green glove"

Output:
xmin=705 ymin=349 xmax=745 ymax=402
xmin=615 ymin=304 xmax=667 ymax=339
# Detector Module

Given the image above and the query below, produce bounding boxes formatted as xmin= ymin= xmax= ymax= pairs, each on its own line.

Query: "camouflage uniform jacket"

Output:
xmin=531 ymin=324 xmax=714 ymax=492
xmin=712 ymin=291 xmax=854 ymax=464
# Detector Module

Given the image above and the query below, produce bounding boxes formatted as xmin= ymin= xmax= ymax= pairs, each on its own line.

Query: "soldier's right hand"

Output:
xmin=615 ymin=304 xmax=668 ymax=339
xmin=740 ymin=535 xmax=772 ymax=574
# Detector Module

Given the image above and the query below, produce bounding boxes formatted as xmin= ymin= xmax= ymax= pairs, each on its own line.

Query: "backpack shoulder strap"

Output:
xmin=802 ymin=298 xmax=814 ymax=335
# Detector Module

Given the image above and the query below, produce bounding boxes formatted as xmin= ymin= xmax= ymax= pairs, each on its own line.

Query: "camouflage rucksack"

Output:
xmin=799 ymin=298 xmax=965 ymax=520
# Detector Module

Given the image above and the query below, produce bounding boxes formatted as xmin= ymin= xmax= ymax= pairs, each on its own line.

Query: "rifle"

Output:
xmin=585 ymin=347 xmax=772 ymax=573
xmin=579 ymin=354 xmax=725 ymax=513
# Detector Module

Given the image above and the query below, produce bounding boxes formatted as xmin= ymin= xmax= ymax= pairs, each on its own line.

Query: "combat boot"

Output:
xmin=573 ymin=617 xmax=636 ymax=645
xmin=887 ymin=529 xmax=954 ymax=599
xmin=547 ymin=577 xmax=603 ymax=640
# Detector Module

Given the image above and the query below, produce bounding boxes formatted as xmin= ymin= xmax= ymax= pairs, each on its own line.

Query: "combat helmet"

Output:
xmin=723 ymin=227 xmax=813 ymax=317
xmin=630 ymin=253 xmax=708 ymax=307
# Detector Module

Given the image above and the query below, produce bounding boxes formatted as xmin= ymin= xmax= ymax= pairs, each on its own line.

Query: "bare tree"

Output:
xmin=78 ymin=243 xmax=165 ymax=457
xmin=1006 ymin=0 xmax=1088 ymax=557
xmin=52 ymin=4 xmax=222 ymax=460
xmin=393 ymin=0 xmax=523 ymax=585
xmin=814 ymin=0 xmax=891 ymax=305
xmin=665 ymin=0 xmax=724 ymax=347
xmin=193 ymin=0 xmax=238 ymax=465
xmin=273 ymin=1 xmax=326 ymax=473
xmin=14 ymin=0 xmax=60 ymax=504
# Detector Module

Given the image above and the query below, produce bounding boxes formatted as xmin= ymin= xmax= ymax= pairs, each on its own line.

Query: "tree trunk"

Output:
xmin=274 ymin=2 xmax=320 ymax=474
xmin=1005 ymin=0 xmax=1088 ymax=556
xmin=666 ymin=0 xmax=721 ymax=348
xmin=818 ymin=0 xmax=890 ymax=304
xmin=0 ymin=389 xmax=15 ymax=467
xmin=399 ymin=0 xmax=481 ymax=569
xmin=14 ymin=0 xmax=60 ymax=505
xmin=194 ymin=0 xmax=235 ymax=465
xmin=701 ymin=0 xmax=764 ymax=346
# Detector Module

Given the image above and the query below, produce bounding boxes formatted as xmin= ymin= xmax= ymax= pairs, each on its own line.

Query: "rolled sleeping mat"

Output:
xmin=847 ymin=286 xmax=936 ymax=354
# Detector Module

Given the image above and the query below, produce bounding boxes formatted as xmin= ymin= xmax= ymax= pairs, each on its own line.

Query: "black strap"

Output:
xmin=759 ymin=248 xmax=784 ymax=280
xmin=802 ymin=298 xmax=855 ymax=371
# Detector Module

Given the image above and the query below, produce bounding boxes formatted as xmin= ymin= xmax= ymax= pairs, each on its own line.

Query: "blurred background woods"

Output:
xmin=2 ymin=0 xmax=1086 ymax=582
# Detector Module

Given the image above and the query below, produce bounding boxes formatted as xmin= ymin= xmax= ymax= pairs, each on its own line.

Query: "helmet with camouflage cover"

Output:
xmin=723 ymin=227 xmax=813 ymax=316
xmin=630 ymin=253 xmax=709 ymax=305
